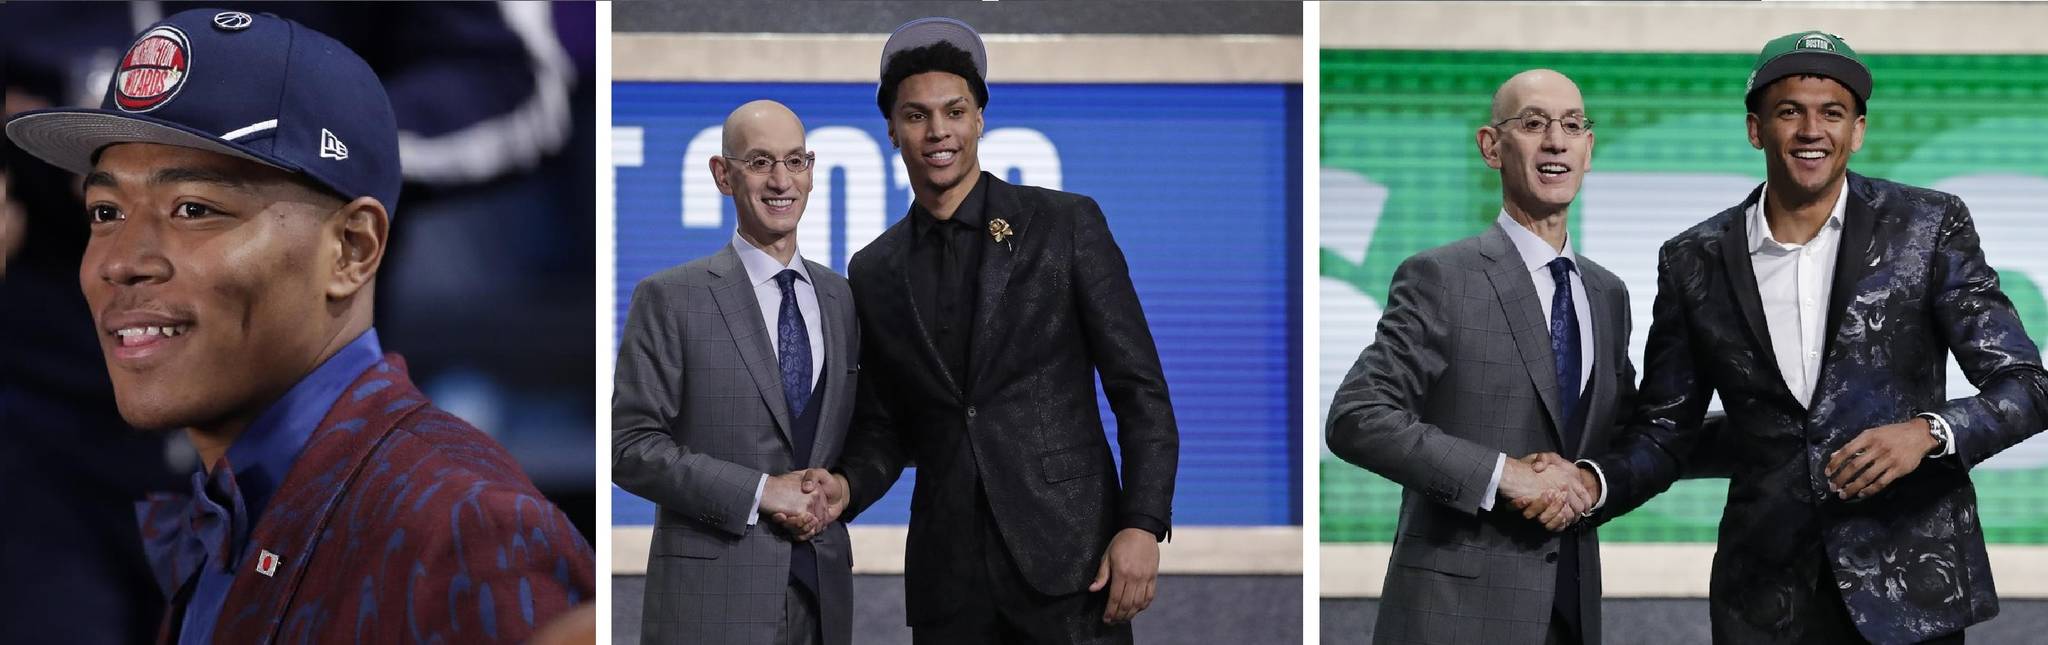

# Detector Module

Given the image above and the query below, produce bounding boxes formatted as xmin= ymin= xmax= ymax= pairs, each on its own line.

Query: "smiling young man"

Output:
xmin=1558 ymin=31 xmax=2048 ymax=643
xmin=4 ymin=10 xmax=591 ymax=643
xmin=802 ymin=16 xmax=1179 ymax=645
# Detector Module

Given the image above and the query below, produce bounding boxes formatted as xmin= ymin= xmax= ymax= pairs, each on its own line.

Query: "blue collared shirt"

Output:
xmin=178 ymin=328 xmax=384 ymax=644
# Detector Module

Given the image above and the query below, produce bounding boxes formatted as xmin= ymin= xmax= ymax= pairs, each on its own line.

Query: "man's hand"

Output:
xmin=1502 ymin=452 xmax=1592 ymax=531
xmin=1827 ymin=418 xmax=1937 ymax=499
xmin=1088 ymin=527 xmax=1160 ymax=624
xmin=771 ymin=469 xmax=848 ymax=541
xmin=760 ymin=472 xmax=822 ymax=538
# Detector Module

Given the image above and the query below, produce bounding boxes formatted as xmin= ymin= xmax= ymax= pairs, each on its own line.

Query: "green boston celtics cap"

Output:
xmin=1746 ymin=30 xmax=1872 ymax=108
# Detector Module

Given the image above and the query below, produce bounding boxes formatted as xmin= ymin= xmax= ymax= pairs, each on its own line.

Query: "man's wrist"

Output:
xmin=1916 ymin=412 xmax=1955 ymax=458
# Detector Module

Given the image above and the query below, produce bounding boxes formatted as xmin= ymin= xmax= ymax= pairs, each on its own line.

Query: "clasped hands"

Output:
xmin=759 ymin=469 xmax=848 ymax=541
xmin=1501 ymin=453 xmax=1599 ymax=532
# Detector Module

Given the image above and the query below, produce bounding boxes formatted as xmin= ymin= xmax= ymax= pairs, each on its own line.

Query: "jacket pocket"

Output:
xmin=1389 ymin=535 xmax=1484 ymax=578
xmin=653 ymin=525 xmax=734 ymax=560
xmin=1040 ymin=444 xmax=1107 ymax=483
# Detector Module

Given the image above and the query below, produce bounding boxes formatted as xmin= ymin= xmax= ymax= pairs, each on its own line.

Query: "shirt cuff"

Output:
xmin=1121 ymin=513 xmax=1171 ymax=542
xmin=747 ymin=473 xmax=767 ymax=526
xmin=1574 ymin=459 xmax=1609 ymax=512
xmin=1479 ymin=453 xmax=1506 ymax=512
xmin=1917 ymin=412 xmax=1959 ymax=459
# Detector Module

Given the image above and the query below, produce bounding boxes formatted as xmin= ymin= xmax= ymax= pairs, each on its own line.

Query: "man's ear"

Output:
xmin=1477 ymin=126 xmax=1503 ymax=170
xmin=711 ymin=155 xmax=736 ymax=196
xmin=326 ymin=196 xmax=388 ymax=301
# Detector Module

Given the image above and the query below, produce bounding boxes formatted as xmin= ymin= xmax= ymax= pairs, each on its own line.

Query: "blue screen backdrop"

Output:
xmin=612 ymin=81 xmax=1301 ymax=526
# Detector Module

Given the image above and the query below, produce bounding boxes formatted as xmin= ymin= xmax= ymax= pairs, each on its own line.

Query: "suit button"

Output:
xmin=966 ymin=406 xmax=977 ymax=418
xmin=1545 ymin=552 xmax=1559 ymax=563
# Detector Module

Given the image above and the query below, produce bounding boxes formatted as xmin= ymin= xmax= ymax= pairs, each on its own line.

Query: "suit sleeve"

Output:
xmin=610 ymin=277 xmax=768 ymax=537
xmin=1586 ymin=244 xmax=1717 ymax=523
xmin=833 ymin=269 xmax=915 ymax=523
xmin=411 ymin=484 xmax=595 ymax=643
xmin=1071 ymin=198 xmax=1179 ymax=539
xmin=1926 ymin=197 xmax=2048 ymax=466
xmin=1325 ymin=253 xmax=1500 ymax=514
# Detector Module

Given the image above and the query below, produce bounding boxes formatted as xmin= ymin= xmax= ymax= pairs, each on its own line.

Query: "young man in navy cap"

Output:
xmin=1532 ymin=30 xmax=2048 ymax=643
xmin=799 ymin=16 xmax=1179 ymax=644
xmin=4 ymin=10 xmax=592 ymax=643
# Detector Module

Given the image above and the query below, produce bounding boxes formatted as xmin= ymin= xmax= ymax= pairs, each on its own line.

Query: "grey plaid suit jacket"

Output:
xmin=1327 ymin=223 xmax=1635 ymax=645
xmin=612 ymin=244 xmax=859 ymax=645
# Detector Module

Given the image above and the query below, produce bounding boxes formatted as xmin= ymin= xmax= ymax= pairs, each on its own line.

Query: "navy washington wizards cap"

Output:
xmin=5 ymin=9 xmax=401 ymax=216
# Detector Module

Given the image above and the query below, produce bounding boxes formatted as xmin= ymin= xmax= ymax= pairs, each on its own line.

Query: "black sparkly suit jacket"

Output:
xmin=836 ymin=172 xmax=1179 ymax=625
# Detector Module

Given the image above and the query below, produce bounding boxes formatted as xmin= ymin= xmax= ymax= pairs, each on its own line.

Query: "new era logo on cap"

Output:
xmin=320 ymin=128 xmax=349 ymax=160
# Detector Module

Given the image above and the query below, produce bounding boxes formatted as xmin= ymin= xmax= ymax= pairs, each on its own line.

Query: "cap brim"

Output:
xmin=5 ymin=108 xmax=298 ymax=177
xmin=1751 ymin=51 xmax=1872 ymax=104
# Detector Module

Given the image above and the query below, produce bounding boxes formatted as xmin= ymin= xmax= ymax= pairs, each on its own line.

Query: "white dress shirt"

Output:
xmin=1748 ymin=183 xmax=1845 ymax=409
xmin=1482 ymin=212 xmax=1597 ymax=511
xmin=731 ymin=231 xmax=827 ymax=522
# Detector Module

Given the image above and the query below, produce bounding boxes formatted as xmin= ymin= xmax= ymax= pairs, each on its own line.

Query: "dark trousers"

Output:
xmin=911 ymin=490 xmax=1131 ymax=645
xmin=773 ymin=583 xmax=821 ymax=645
xmin=1810 ymin=560 xmax=1965 ymax=645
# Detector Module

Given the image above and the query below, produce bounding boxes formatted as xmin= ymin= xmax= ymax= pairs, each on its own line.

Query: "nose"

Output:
xmin=1540 ymin=121 xmax=1569 ymax=153
xmin=1796 ymin=113 xmax=1824 ymax=142
xmin=765 ymin=162 xmax=796 ymax=191
xmin=92 ymin=216 xmax=172 ymax=288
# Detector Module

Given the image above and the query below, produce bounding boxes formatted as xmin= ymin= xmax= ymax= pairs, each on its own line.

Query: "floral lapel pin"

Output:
xmin=988 ymin=218 xmax=1015 ymax=252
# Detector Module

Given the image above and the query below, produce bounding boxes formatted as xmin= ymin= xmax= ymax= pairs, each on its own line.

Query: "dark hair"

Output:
xmin=876 ymin=41 xmax=988 ymax=117
xmin=1746 ymin=74 xmax=1866 ymax=116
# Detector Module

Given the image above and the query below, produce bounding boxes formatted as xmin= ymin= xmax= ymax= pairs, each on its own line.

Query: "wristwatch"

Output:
xmin=1917 ymin=412 xmax=1951 ymax=458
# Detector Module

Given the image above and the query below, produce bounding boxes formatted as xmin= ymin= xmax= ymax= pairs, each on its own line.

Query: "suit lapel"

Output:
xmin=1579 ymin=265 xmax=1615 ymax=457
xmin=1479 ymin=225 xmax=1568 ymax=448
xmin=215 ymin=357 xmax=431 ymax=640
xmin=708 ymin=247 xmax=794 ymax=439
xmin=1820 ymin=174 xmax=1879 ymax=380
xmin=970 ymin=174 xmax=1027 ymax=398
xmin=881 ymin=219 xmax=965 ymax=398
xmin=1718 ymin=185 xmax=1784 ymax=388
xmin=808 ymin=267 xmax=847 ymax=467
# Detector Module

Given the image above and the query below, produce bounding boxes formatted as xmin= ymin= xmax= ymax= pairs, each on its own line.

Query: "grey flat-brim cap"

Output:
xmin=877 ymin=17 xmax=988 ymax=100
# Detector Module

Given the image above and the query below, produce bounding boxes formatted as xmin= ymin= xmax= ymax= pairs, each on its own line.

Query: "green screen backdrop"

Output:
xmin=1320 ymin=49 xmax=2048 ymax=544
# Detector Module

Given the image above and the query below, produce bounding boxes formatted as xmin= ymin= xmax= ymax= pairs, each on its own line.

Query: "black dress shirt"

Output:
xmin=908 ymin=178 xmax=990 ymax=389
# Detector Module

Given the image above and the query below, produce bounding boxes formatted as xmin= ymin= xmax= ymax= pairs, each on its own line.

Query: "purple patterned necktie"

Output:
xmin=775 ymin=269 xmax=813 ymax=418
xmin=1547 ymin=257 xmax=1582 ymax=442
xmin=136 ymin=457 xmax=247 ymax=598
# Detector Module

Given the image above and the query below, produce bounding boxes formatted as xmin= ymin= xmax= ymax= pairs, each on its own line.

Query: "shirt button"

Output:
xmin=967 ymin=406 xmax=978 ymax=418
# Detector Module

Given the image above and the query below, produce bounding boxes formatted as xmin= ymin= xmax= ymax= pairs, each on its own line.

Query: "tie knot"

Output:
xmin=774 ymin=269 xmax=801 ymax=292
xmin=1547 ymin=256 xmax=1575 ymax=281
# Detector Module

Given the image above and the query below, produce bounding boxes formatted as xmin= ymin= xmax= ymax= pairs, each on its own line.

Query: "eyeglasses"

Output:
xmin=722 ymin=152 xmax=816 ymax=175
xmin=1491 ymin=114 xmax=1594 ymax=137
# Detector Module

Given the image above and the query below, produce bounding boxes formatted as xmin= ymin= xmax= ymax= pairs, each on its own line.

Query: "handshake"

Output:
xmin=759 ymin=468 xmax=850 ymax=541
xmin=1500 ymin=453 xmax=1602 ymax=532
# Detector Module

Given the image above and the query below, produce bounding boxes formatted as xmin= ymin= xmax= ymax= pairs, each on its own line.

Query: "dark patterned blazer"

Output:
xmin=190 ymin=356 xmax=594 ymax=643
xmin=837 ymin=173 xmax=1179 ymax=624
xmin=1589 ymin=173 xmax=2048 ymax=644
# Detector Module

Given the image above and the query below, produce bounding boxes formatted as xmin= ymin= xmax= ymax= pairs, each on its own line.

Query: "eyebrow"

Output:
xmin=1513 ymin=108 xmax=1586 ymax=117
xmin=899 ymin=96 xmax=971 ymax=113
xmin=81 ymin=166 xmax=255 ymax=193
xmin=734 ymin=147 xmax=807 ymax=158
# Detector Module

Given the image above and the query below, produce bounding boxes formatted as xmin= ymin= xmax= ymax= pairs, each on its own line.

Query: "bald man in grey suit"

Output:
xmin=1326 ymin=70 xmax=1627 ymax=645
xmin=613 ymin=101 xmax=857 ymax=645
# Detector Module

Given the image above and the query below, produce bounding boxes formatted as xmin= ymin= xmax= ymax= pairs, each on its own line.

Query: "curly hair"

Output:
xmin=877 ymin=41 xmax=988 ymax=117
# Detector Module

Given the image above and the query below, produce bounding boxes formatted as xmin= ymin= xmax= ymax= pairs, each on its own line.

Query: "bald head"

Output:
xmin=721 ymin=100 xmax=805 ymax=157
xmin=1491 ymin=69 xmax=1583 ymax=123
